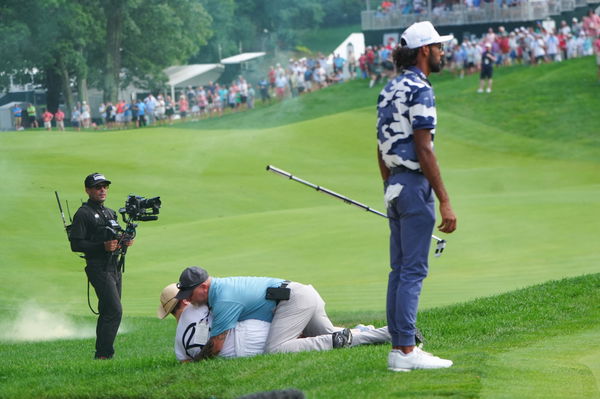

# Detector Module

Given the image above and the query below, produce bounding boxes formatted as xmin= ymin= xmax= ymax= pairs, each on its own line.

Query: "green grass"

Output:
xmin=0 ymin=56 xmax=599 ymax=398
xmin=0 ymin=274 xmax=598 ymax=398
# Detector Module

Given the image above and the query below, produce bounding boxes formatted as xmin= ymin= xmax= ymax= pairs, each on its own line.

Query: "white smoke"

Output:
xmin=0 ymin=302 xmax=96 ymax=342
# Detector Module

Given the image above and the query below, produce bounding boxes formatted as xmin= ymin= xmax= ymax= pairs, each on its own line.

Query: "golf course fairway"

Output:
xmin=0 ymin=56 xmax=598 ymax=398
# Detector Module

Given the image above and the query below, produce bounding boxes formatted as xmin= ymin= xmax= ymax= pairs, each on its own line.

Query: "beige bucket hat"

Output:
xmin=157 ymin=283 xmax=179 ymax=319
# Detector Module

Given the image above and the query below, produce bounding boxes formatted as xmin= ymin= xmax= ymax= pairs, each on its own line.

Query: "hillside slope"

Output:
xmin=0 ymin=57 xmax=597 ymax=316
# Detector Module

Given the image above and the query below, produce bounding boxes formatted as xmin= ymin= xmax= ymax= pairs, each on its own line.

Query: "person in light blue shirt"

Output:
xmin=144 ymin=94 xmax=156 ymax=125
xmin=12 ymin=104 xmax=22 ymax=129
xmin=174 ymin=266 xmax=353 ymax=361
xmin=333 ymin=54 xmax=345 ymax=74
xmin=135 ymin=100 xmax=146 ymax=127
xmin=208 ymin=276 xmax=284 ymax=336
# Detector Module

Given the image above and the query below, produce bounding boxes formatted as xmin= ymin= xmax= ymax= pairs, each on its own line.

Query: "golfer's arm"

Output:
xmin=377 ymin=147 xmax=390 ymax=181
xmin=413 ymin=130 xmax=449 ymax=204
xmin=193 ymin=330 xmax=228 ymax=361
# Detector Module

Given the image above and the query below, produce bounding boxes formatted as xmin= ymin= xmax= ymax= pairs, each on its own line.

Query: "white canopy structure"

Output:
xmin=220 ymin=52 xmax=266 ymax=64
xmin=0 ymin=102 xmax=20 ymax=131
xmin=328 ymin=33 xmax=365 ymax=79
xmin=164 ymin=64 xmax=224 ymax=99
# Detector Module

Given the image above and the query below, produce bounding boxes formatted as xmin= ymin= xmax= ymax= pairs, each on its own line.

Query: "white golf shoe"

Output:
xmin=388 ymin=347 xmax=453 ymax=372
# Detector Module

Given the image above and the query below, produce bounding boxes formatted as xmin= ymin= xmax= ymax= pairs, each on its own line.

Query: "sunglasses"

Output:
xmin=91 ymin=184 xmax=109 ymax=190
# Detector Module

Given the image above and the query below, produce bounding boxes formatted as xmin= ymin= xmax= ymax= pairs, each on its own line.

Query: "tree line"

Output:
xmin=0 ymin=0 xmax=362 ymax=114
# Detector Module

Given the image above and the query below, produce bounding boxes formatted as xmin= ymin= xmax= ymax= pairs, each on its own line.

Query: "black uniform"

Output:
xmin=480 ymin=50 xmax=494 ymax=80
xmin=70 ymin=199 xmax=123 ymax=359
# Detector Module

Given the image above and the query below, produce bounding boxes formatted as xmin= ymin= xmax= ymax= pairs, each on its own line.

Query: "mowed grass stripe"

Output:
xmin=1 ymin=60 xmax=599 ymax=315
xmin=480 ymin=327 xmax=600 ymax=399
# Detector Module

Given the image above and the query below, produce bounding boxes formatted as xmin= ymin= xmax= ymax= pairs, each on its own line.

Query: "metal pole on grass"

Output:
xmin=266 ymin=165 xmax=447 ymax=257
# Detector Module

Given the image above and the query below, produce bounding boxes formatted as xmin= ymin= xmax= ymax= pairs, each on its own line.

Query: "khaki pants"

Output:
xmin=351 ymin=327 xmax=391 ymax=346
xmin=264 ymin=282 xmax=338 ymax=353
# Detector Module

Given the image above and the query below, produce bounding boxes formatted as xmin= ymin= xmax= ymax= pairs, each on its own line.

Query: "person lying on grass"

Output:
xmin=158 ymin=282 xmax=391 ymax=362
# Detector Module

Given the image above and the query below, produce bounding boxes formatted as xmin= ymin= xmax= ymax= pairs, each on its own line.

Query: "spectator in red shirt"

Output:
xmin=116 ymin=100 xmax=125 ymax=126
xmin=268 ymin=66 xmax=276 ymax=89
xmin=557 ymin=32 xmax=568 ymax=60
xmin=594 ymin=35 xmax=600 ymax=81
xmin=42 ymin=109 xmax=54 ymax=131
xmin=499 ymin=34 xmax=511 ymax=65
xmin=359 ymin=53 xmax=368 ymax=79
xmin=178 ymin=95 xmax=189 ymax=120
xmin=54 ymin=108 xmax=65 ymax=131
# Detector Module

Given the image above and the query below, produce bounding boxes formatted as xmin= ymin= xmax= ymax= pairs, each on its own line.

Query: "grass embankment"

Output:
xmin=0 ymin=274 xmax=598 ymax=398
xmin=0 ymin=56 xmax=598 ymax=398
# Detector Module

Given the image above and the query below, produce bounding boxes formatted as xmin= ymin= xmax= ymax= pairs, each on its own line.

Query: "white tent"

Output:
xmin=0 ymin=102 xmax=21 ymax=131
xmin=220 ymin=52 xmax=266 ymax=64
xmin=164 ymin=64 xmax=224 ymax=99
xmin=328 ymin=33 xmax=365 ymax=79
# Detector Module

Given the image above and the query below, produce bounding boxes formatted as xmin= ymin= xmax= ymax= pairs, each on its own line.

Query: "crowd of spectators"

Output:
xmin=256 ymin=54 xmax=354 ymax=102
xmin=163 ymin=52 xmax=361 ymax=118
xmin=11 ymin=102 xmax=56 ymax=131
xmin=375 ymin=0 xmax=533 ymax=15
xmin=11 ymin=76 xmax=261 ymax=131
xmin=443 ymin=11 xmax=600 ymax=83
xmin=10 ymin=9 xmax=600 ymax=131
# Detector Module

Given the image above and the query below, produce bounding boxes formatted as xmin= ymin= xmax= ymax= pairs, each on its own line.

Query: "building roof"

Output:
xmin=164 ymin=64 xmax=224 ymax=88
xmin=220 ymin=52 xmax=266 ymax=64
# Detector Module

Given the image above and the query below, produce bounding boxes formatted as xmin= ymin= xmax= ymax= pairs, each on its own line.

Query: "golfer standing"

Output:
xmin=377 ymin=21 xmax=457 ymax=372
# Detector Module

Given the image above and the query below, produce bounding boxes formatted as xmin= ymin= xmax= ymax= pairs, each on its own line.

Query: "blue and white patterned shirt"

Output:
xmin=377 ymin=66 xmax=437 ymax=172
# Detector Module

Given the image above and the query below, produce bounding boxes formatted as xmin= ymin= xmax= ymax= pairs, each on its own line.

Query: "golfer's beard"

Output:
xmin=429 ymin=53 xmax=444 ymax=72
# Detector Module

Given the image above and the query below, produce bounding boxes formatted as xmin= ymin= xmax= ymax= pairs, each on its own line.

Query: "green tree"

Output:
xmin=0 ymin=0 xmax=103 ymax=113
xmin=263 ymin=0 xmax=324 ymax=47
xmin=191 ymin=0 xmax=237 ymax=63
xmin=121 ymin=0 xmax=212 ymax=92
xmin=0 ymin=3 xmax=31 ymax=88
xmin=1 ymin=0 xmax=212 ymax=107
xmin=322 ymin=0 xmax=363 ymax=25
xmin=102 ymin=0 xmax=212 ymax=102
xmin=192 ymin=0 xmax=324 ymax=63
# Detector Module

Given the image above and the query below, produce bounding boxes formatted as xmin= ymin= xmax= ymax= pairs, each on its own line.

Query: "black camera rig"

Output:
xmin=108 ymin=195 xmax=162 ymax=241
xmin=120 ymin=195 xmax=162 ymax=222
xmin=104 ymin=195 xmax=162 ymax=271
xmin=55 ymin=191 xmax=162 ymax=270
xmin=55 ymin=191 xmax=161 ymax=315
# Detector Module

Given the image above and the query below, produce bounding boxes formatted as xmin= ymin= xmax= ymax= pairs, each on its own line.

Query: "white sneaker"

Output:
xmin=486 ymin=88 xmax=492 ymax=93
xmin=477 ymin=88 xmax=484 ymax=93
xmin=388 ymin=347 xmax=453 ymax=372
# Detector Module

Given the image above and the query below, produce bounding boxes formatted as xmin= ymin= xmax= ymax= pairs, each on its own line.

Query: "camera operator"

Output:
xmin=69 ymin=173 xmax=134 ymax=359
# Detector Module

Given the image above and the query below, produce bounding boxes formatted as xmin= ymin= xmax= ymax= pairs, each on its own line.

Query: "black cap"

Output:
xmin=84 ymin=173 xmax=112 ymax=188
xmin=175 ymin=266 xmax=209 ymax=300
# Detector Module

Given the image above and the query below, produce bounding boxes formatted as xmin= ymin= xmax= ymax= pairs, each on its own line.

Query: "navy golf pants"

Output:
xmin=385 ymin=172 xmax=435 ymax=347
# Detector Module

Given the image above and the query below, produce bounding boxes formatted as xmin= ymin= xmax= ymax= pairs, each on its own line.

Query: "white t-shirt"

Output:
xmin=174 ymin=304 xmax=270 ymax=361
xmin=534 ymin=38 xmax=546 ymax=57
